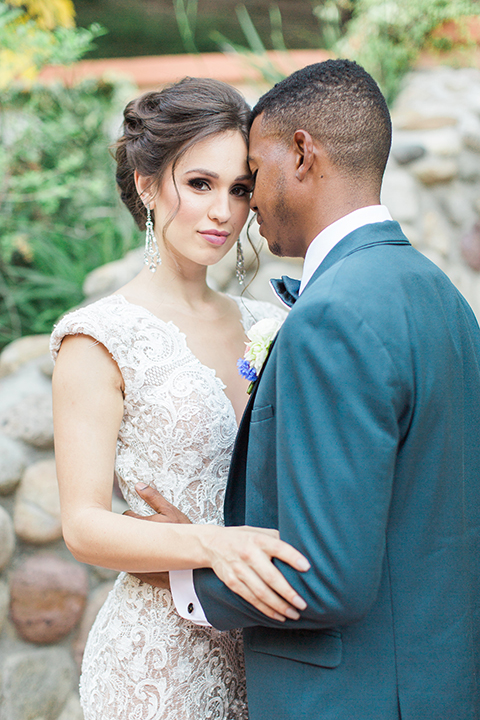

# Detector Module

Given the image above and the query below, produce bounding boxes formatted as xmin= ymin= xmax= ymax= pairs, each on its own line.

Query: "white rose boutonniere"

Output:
xmin=237 ymin=317 xmax=281 ymax=394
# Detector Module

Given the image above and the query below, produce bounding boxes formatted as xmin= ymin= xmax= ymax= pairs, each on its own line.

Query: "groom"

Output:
xmin=139 ymin=60 xmax=480 ymax=718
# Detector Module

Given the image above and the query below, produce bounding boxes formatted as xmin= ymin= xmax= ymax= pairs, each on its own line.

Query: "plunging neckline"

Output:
xmin=112 ymin=293 xmax=249 ymax=426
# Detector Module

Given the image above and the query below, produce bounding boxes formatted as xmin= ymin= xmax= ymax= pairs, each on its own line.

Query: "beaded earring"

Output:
xmin=144 ymin=207 xmax=161 ymax=272
xmin=235 ymin=238 xmax=246 ymax=285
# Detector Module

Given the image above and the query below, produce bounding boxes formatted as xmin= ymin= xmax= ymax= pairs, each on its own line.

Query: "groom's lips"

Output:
xmin=256 ymin=213 xmax=265 ymax=236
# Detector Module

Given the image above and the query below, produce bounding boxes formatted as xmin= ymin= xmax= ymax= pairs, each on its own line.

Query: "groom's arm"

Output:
xmin=192 ymin=298 xmax=405 ymax=631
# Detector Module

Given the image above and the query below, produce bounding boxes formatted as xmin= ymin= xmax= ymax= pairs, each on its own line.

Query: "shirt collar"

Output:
xmin=299 ymin=205 xmax=393 ymax=294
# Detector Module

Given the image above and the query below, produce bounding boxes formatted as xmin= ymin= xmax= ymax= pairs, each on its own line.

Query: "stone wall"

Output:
xmin=0 ymin=65 xmax=480 ymax=720
xmin=0 ymin=338 xmax=126 ymax=719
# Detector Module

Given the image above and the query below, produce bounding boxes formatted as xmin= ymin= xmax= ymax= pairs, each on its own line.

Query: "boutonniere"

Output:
xmin=237 ymin=318 xmax=281 ymax=394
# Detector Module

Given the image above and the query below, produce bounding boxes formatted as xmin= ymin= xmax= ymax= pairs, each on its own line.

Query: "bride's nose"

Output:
xmin=208 ymin=191 xmax=231 ymax=224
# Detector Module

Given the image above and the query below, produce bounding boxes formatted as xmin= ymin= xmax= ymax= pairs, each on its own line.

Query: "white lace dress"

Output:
xmin=50 ymin=293 xmax=286 ymax=720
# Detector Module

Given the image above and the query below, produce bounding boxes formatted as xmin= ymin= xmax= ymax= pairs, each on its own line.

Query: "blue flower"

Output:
xmin=237 ymin=358 xmax=257 ymax=382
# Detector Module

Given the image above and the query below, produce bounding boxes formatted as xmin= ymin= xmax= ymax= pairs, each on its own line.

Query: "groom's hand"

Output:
xmin=126 ymin=483 xmax=192 ymax=525
xmin=123 ymin=483 xmax=192 ymax=589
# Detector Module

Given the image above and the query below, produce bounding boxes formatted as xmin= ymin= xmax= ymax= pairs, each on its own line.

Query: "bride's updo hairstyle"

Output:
xmin=115 ymin=77 xmax=250 ymax=230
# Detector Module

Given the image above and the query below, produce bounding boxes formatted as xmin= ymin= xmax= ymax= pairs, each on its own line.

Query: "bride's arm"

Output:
xmin=52 ymin=334 xmax=308 ymax=621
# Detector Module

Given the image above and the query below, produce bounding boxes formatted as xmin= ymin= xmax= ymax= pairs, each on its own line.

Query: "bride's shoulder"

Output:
xmin=228 ymin=294 xmax=288 ymax=331
xmin=50 ymin=295 xmax=136 ymax=361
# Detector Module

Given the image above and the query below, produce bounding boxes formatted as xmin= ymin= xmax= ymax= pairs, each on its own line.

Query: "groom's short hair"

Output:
xmin=250 ymin=59 xmax=392 ymax=185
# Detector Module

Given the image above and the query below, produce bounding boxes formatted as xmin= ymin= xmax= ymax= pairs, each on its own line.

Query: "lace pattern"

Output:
xmin=50 ymin=293 xmax=286 ymax=720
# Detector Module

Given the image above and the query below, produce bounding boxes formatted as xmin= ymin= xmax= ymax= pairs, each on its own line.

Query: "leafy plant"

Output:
xmin=336 ymin=0 xmax=479 ymax=103
xmin=174 ymin=0 xmax=199 ymax=54
xmin=0 ymin=1 xmax=104 ymax=89
xmin=210 ymin=4 xmax=288 ymax=86
xmin=210 ymin=1 xmax=478 ymax=104
xmin=0 ymin=78 xmax=140 ymax=348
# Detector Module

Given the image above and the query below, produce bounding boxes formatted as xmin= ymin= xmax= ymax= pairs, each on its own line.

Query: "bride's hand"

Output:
xmin=128 ymin=483 xmax=310 ymax=620
xmin=203 ymin=525 xmax=310 ymax=622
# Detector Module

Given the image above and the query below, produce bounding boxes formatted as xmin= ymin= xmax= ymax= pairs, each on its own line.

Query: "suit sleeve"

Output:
xmin=195 ymin=298 xmax=406 ymax=630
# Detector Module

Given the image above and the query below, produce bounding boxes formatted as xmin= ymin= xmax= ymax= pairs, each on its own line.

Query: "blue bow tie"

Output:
xmin=270 ymin=276 xmax=301 ymax=308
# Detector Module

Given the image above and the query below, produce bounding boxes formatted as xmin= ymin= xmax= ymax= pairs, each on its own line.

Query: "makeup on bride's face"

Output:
xmin=152 ymin=130 xmax=252 ymax=268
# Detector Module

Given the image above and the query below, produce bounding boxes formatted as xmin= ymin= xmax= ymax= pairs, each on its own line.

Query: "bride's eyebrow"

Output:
xmin=184 ymin=168 xmax=219 ymax=178
xmin=184 ymin=169 xmax=252 ymax=181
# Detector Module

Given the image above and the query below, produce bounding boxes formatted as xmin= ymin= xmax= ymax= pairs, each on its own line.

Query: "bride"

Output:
xmin=50 ymin=78 xmax=308 ymax=719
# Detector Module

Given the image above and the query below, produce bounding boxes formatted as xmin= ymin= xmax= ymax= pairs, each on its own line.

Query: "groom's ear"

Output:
xmin=293 ymin=130 xmax=315 ymax=181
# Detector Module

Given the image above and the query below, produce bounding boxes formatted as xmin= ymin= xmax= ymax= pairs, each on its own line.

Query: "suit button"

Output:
xmin=187 ymin=603 xmax=194 ymax=614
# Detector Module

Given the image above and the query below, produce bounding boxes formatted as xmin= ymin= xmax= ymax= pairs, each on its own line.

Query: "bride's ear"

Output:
xmin=134 ymin=170 xmax=155 ymax=208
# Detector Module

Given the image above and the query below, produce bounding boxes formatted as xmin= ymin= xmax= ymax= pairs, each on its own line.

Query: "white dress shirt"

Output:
xmin=170 ymin=204 xmax=393 ymax=626
xmin=299 ymin=204 xmax=392 ymax=294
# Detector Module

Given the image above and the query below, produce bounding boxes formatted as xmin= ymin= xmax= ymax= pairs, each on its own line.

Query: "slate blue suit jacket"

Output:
xmin=194 ymin=221 xmax=480 ymax=720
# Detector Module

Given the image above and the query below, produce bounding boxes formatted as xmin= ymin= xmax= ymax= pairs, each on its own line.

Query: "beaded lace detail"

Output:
xmin=50 ymin=293 xmax=286 ymax=720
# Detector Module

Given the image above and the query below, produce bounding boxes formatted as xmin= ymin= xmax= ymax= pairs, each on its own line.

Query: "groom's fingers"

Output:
xmin=135 ymin=483 xmax=173 ymax=512
xmin=129 ymin=570 xmax=170 ymax=590
xmin=134 ymin=483 xmax=191 ymax=524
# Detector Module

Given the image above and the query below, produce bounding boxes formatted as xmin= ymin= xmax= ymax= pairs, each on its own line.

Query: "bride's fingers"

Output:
xmin=237 ymin=545 xmax=308 ymax=612
xmin=237 ymin=529 xmax=311 ymax=575
xmin=220 ymin=575 xmax=289 ymax=622
xmin=209 ymin=530 xmax=310 ymax=614
xmin=222 ymin=562 xmax=303 ymax=620
xmin=248 ymin=554 xmax=308 ymax=612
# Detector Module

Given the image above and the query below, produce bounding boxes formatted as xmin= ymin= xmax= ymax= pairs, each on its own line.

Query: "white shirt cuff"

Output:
xmin=169 ymin=569 xmax=212 ymax=627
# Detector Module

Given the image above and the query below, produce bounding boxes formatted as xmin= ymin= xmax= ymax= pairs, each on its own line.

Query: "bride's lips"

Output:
xmin=198 ymin=229 xmax=229 ymax=246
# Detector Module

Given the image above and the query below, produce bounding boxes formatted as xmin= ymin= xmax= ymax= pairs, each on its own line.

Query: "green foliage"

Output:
xmin=0 ymin=1 xmax=104 ymax=88
xmin=210 ymin=4 xmax=287 ymax=86
xmin=312 ymin=0 xmax=353 ymax=49
xmin=336 ymin=0 xmax=479 ymax=102
xmin=212 ymin=0 xmax=478 ymax=103
xmin=0 ymin=78 xmax=140 ymax=348
xmin=73 ymin=0 xmax=324 ymax=60
xmin=174 ymin=0 xmax=199 ymax=54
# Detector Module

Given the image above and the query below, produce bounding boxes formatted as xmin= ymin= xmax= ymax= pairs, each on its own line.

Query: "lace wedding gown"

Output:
xmin=50 ymin=293 xmax=286 ymax=720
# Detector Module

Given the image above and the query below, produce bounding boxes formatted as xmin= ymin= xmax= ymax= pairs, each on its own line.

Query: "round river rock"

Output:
xmin=10 ymin=553 xmax=89 ymax=643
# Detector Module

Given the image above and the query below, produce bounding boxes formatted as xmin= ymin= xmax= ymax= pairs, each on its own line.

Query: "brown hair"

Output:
xmin=115 ymin=77 xmax=250 ymax=230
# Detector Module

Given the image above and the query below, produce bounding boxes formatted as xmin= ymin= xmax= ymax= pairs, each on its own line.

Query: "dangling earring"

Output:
xmin=236 ymin=238 xmax=246 ymax=285
xmin=144 ymin=206 xmax=161 ymax=273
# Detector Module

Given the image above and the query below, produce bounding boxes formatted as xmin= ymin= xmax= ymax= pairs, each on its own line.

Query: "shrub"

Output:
xmin=0 ymin=77 xmax=140 ymax=348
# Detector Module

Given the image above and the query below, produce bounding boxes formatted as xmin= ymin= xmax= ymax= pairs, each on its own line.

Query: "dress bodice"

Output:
xmin=50 ymin=291 xmax=287 ymax=720
xmin=50 ymin=293 xmax=286 ymax=524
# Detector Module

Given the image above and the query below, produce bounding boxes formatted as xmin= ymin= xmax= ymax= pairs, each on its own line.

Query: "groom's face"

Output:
xmin=248 ymin=114 xmax=305 ymax=258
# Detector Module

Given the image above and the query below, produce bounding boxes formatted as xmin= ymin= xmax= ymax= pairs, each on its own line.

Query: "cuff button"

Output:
xmin=187 ymin=603 xmax=194 ymax=614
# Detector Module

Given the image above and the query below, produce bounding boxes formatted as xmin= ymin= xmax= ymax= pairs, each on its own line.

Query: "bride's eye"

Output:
xmin=188 ymin=178 xmax=210 ymax=191
xmin=231 ymin=184 xmax=251 ymax=198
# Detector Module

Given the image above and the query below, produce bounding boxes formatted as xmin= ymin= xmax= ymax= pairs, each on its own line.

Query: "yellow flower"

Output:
xmin=8 ymin=0 xmax=75 ymax=29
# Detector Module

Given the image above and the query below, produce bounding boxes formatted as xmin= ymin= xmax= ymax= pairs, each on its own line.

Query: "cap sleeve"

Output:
xmin=50 ymin=298 xmax=122 ymax=364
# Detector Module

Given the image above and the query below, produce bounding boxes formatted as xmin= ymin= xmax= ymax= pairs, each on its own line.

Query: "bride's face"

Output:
xmin=147 ymin=130 xmax=252 ymax=269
